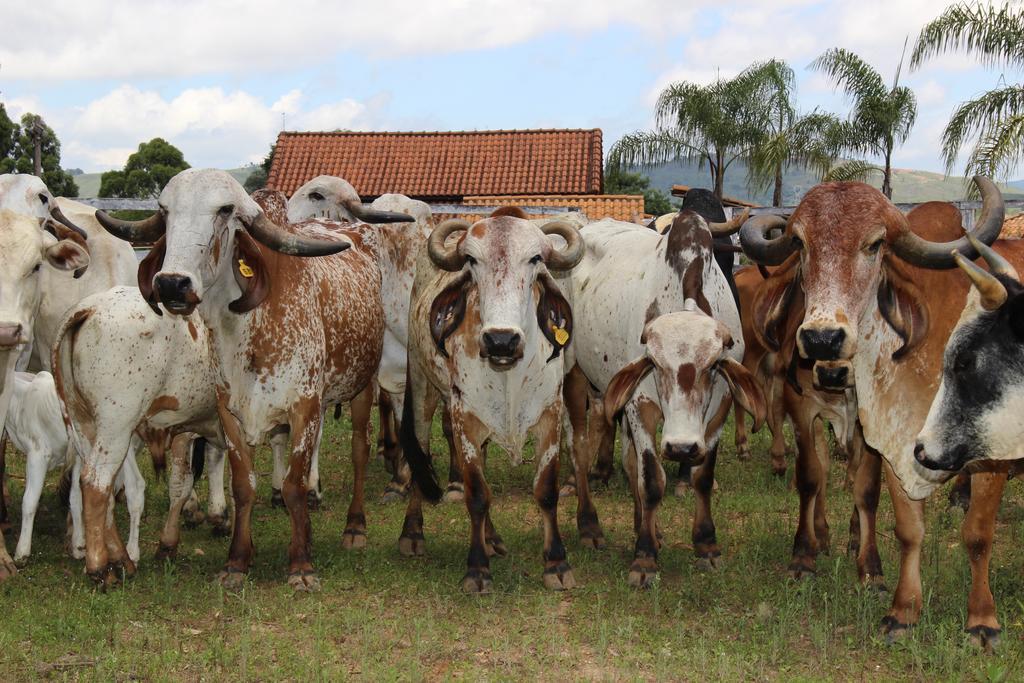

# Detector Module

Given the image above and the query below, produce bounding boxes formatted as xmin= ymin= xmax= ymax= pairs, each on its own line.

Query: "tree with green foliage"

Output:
xmin=5 ymin=113 xmax=79 ymax=196
xmin=604 ymin=166 xmax=675 ymax=215
xmin=912 ymin=2 xmax=1024 ymax=182
xmin=810 ymin=47 xmax=917 ymax=199
xmin=244 ymin=143 xmax=276 ymax=193
xmin=609 ymin=65 xmax=769 ymax=201
xmin=100 ymin=138 xmax=189 ymax=198
xmin=0 ymin=105 xmax=17 ymax=174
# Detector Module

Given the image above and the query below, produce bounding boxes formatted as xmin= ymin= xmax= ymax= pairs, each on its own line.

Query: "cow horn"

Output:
xmin=428 ymin=219 xmax=470 ymax=271
xmin=739 ymin=214 xmax=795 ymax=265
xmin=890 ymin=175 xmax=1005 ymax=269
xmin=343 ymin=199 xmax=415 ymax=224
xmin=967 ymin=232 xmax=1020 ymax=282
xmin=95 ymin=210 xmax=166 ymax=243
xmin=246 ymin=212 xmax=350 ymax=256
xmin=541 ymin=220 xmax=584 ymax=271
xmin=49 ymin=204 xmax=89 ymax=240
xmin=707 ymin=207 xmax=751 ymax=237
xmin=953 ymin=251 xmax=1007 ymax=310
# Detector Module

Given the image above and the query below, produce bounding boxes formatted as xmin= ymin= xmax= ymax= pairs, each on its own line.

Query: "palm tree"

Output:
xmin=911 ymin=2 xmax=1024 ymax=181
xmin=811 ymin=47 xmax=918 ymax=198
xmin=609 ymin=68 xmax=764 ymax=201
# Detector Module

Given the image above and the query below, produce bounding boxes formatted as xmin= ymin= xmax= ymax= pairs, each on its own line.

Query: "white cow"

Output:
xmin=0 ymin=209 xmax=89 ymax=579
xmin=5 ymin=370 xmax=145 ymax=565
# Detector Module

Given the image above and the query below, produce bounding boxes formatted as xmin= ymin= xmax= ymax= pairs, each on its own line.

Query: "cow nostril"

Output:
xmin=913 ymin=443 xmax=926 ymax=463
xmin=482 ymin=330 xmax=520 ymax=357
xmin=800 ymin=328 xmax=846 ymax=360
xmin=664 ymin=442 xmax=701 ymax=462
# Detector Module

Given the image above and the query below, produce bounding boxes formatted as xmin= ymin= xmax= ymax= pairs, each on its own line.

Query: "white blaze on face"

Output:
xmin=0 ymin=174 xmax=53 ymax=221
xmin=287 ymin=175 xmax=359 ymax=223
xmin=642 ymin=310 xmax=731 ymax=455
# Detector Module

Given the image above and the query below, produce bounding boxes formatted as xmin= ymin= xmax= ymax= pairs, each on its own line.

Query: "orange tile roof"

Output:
xmin=465 ymin=194 xmax=647 ymax=223
xmin=1001 ymin=213 xmax=1024 ymax=238
xmin=268 ymin=129 xmax=604 ymax=199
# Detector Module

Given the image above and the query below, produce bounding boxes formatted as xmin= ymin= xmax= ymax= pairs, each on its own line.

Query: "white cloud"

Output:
xmin=53 ymin=85 xmax=381 ymax=172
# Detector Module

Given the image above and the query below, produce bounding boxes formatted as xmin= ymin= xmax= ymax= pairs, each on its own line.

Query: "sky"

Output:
xmin=1 ymin=0 xmax=1018 ymax=178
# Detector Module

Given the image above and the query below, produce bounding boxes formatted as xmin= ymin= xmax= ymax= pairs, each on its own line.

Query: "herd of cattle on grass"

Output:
xmin=0 ymin=167 xmax=1021 ymax=648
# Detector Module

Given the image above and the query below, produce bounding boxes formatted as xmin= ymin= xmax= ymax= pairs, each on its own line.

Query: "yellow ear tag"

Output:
xmin=551 ymin=323 xmax=569 ymax=346
xmin=238 ymin=259 xmax=254 ymax=278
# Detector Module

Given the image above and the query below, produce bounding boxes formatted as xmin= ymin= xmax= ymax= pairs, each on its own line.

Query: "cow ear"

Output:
xmin=137 ymin=235 xmax=166 ymax=316
xmin=604 ymin=356 xmax=654 ymax=426
xmin=878 ymin=257 xmax=929 ymax=360
xmin=43 ymin=219 xmax=90 ymax=278
xmin=751 ymin=253 xmax=801 ymax=352
xmin=718 ymin=357 xmax=766 ymax=432
xmin=44 ymin=239 xmax=90 ymax=274
xmin=430 ymin=270 xmax=472 ymax=358
xmin=536 ymin=271 xmax=573 ymax=362
xmin=230 ymin=230 xmax=271 ymax=313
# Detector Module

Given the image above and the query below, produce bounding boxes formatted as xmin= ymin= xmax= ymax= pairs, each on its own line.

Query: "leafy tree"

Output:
xmin=743 ymin=60 xmax=861 ymax=206
xmin=604 ymin=166 xmax=675 ymax=215
xmin=810 ymin=47 xmax=917 ymax=199
xmin=243 ymin=143 xmax=276 ymax=193
xmin=100 ymin=137 xmax=189 ymax=198
xmin=609 ymin=66 xmax=767 ymax=201
xmin=0 ymin=105 xmax=17 ymax=174
xmin=912 ymin=2 xmax=1024 ymax=181
xmin=10 ymin=113 xmax=78 ymax=197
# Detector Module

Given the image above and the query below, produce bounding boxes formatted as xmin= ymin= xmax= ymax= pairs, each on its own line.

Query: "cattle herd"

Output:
xmin=0 ymin=168 xmax=1020 ymax=649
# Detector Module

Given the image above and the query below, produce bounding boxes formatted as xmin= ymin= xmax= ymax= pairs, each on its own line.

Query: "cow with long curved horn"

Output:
xmin=740 ymin=174 xmax=1023 ymax=648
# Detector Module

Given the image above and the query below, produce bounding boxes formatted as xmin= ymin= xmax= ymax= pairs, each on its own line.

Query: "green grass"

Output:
xmin=1 ymin=414 xmax=1022 ymax=681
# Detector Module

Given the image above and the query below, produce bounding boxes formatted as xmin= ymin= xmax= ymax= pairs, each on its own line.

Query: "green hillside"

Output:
xmin=72 ymin=166 xmax=255 ymax=198
xmin=641 ymin=160 xmax=1024 ymax=205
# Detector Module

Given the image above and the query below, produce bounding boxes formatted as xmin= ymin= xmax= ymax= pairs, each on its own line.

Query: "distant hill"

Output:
xmin=639 ymin=160 xmax=1024 ymax=205
xmin=71 ymin=166 xmax=255 ymax=198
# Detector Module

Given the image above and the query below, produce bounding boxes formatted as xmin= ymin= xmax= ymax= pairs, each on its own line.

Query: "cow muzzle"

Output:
xmin=813 ymin=360 xmax=854 ymax=390
xmin=480 ymin=328 xmax=524 ymax=367
xmin=662 ymin=439 xmax=705 ymax=466
xmin=798 ymin=325 xmax=850 ymax=361
xmin=913 ymin=441 xmax=969 ymax=472
xmin=0 ymin=322 xmax=26 ymax=349
xmin=154 ymin=273 xmax=201 ymax=315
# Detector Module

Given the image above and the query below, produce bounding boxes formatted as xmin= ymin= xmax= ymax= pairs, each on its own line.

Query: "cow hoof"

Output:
xmin=217 ymin=567 xmax=247 ymax=591
xmin=486 ymin=536 xmax=508 ymax=558
xmin=771 ymin=465 xmax=787 ymax=478
xmin=182 ymin=509 xmax=205 ymax=529
xmin=787 ymin=562 xmax=816 ymax=581
xmin=674 ymin=480 xmax=690 ymax=497
xmin=880 ymin=616 xmax=911 ymax=644
xmin=155 ymin=544 xmax=178 ymax=562
xmin=114 ymin=558 xmax=137 ymax=579
xmin=270 ymin=489 xmax=285 ymax=509
xmin=860 ymin=575 xmax=888 ymax=594
xmin=208 ymin=515 xmax=232 ymax=537
xmin=342 ymin=529 xmax=367 ymax=550
xmin=460 ymin=569 xmax=493 ymax=594
xmin=306 ymin=490 xmax=321 ymax=511
xmin=579 ymin=533 xmax=606 ymax=550
xmin=696 ymin=554 xmax=722 ymax=571
xmin=13 ymin=554 xmax=29 ymax=569
xmin=398 ymin=534 xmax=425 ymax=557
xmin=736 ymin=447 xmax=751 ymax=461
xmin=558 ymin=483 xmax=577 ymax=499
xmin=442 ymin=485 xmax=465 ymax=504
xmin=288 ymin=570 xmax=321 ymax=593
xmin=846 ymin=540 xmax=860 ymax=559
xmin=967 ymin=625 xmax=1001 ymax=652
xmin=380 ymin=485 xmax=407 ymax=504
xmin=543 ymin=563 xmax=576 ymax=590
xmin=627 ymin=565 xmax=658 ymax=589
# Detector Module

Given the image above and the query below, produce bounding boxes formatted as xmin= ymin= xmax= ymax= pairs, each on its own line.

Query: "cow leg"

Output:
xmin=0 ymin=432 xmax=8 ymax=530
xmin=963 ymin=471 xmax=1007 ymax=651
xmin=283 ymin=397 xmax=323 ymax=591
xmin=767 ymin=376 xmax=788 ymax=477
xmin=789 ymin=392 xmax=823 ymax=578
xmin=269 ymin=426 xmax=289 ymax=509
xmin=590 ymin=400 xmax=616 ymax=486
xmin=812 ymin=419 xmax=831 ymax=555
xmin=377 ymin=389 xmax=398 ymax=473
xmin=157 ymin=435 xmax=195 ymax=561
xmin=532 ymin=402 xmax=575 ymax=590
xmin=121 ymin=452 xmax=146 ymax=565
xmin=68 ymin=455 xmax=85 ymax=560
xmin=734 ymin=401 xmax=751 ymax=461
xmin=850 ymin=441 xmax=884 ymax=589
xmin=442 ymin=407 xmax=464 ymax=503
xmin=79 ymin=434 xmax=134 ymax=588
xmin=398 ymin=377 xmax=439 ymax=558
xmin=379 ymin=390 xmax=409 ymax=503
xmin=448 ymin=407 xmax=493 ymax=593
xmin=13 ymin=447 xmax=49 ymax=565
xmin=216 ymin=391 xmax=257 ymax=589
xmin=564 ymin=364 xmax=604 ymax=548
xmin=948 ymin=471 xmax=972 ymax=512
xmin=100 ymin=435 xmax=143 ymax=577
xmin=881 ymin=458 xmax=925 ymax=641
xmin=342 ymin=385 xmax=373 ymax=550
xmin=624 ymin=402 xmax=664 ymax=588
xmin=691 ymin=443 xmax=721 ymax=569
xmin=205 ymin=445 xmax=231 ymax=537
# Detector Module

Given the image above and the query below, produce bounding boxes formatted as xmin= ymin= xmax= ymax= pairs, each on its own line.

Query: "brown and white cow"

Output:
xmin=92 ymin=169 xmax=396 ymax=590
xmin=740 ymin=177 xmax=1009 ymax=645
xmin=400 ymin=207 xmax=584 ymax=592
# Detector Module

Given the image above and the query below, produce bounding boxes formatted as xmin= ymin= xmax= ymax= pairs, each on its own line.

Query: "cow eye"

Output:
xmin=309 ymin=192 xmax=325 ymax=201
xmin=31 ymin=263 xmax=41 ymax=274
xmin=38 ymin=193 xmax=48 ymax=205
xmin=529 ymin=254 xmax=542 ymax=265
xmin=791 ymin=235 xmax=804 ymax=250
xmin=466 ymin=255 xmax=477 ymax=266
xmin=953 ymin=353 xmax=972 ymax=374
xmin=218 ymin=204 xmax=234 ymax=217
xmin=866 ymin=238 xmax=884 ymax=255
